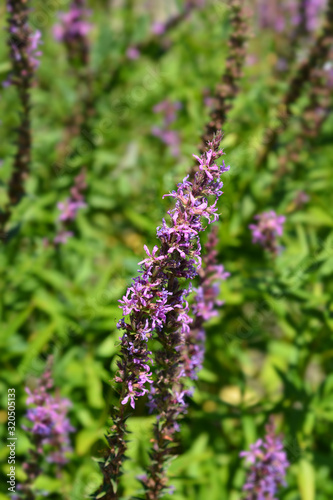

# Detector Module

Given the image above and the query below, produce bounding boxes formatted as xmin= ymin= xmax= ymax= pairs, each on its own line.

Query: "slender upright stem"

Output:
xmin=0 ymin=1 xmax=37 ymax=240
xmin=201 ymin=0 xmax=247 ymax=151
xmin=256 ymin=0 xmax=333 ymax=169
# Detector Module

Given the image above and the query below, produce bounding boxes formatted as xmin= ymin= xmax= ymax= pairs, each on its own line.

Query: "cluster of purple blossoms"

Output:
xmin=96 ymin=134 xmax=230 ymax=500
xmin=53 ymin=0 xmax=92 ymax=65
xmin=55 ymin=168 xmax=87 ymax=244
xmin=257 ymin=0 xmax=326 ymax=33
xmin=303 ymin=0 xmax=327 ymax=31
xmin=240 ymin=419 xmax=289 ymax=499
xmin=126 ymin=46 xmax=141 ymax=60
xmin=293 ymin=190 xmax=309 ymax=209
xmin=249 ymin=211 xmax=285 ymax=255
xmin=0 ymin=0 xmax=42 ymax=235
xmin=116 ymin=133 xmax=229 ymax=411
xmin=125 ymin=0 xmax=206 ymax=60
xmin=5 ymin=2 xmax=42 ymax=87
xmin=184 ymin=226 xmax=230 ymax=380
xmin=151 ymin=21 xmax=166 ymax=36
xmin=151 ymin=99 xmax=182 ymax=156
xmin=136 ymin=136 xmax=230 ymax=497
xmin=23 ymin=364 xmax=74 ymax=465
xmin=14 ymin=361 xmax=74 ymax=499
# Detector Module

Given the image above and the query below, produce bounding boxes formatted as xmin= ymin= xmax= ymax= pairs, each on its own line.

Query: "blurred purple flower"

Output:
xmin=305 ymin=0 xmax=327 ymax=31
xmin=152 ymin=99 xmax=182 ymax=156
xmin=249 ymin=211 xmax=285 ymax=255
xmin=17 ymin=357 xmax=75 ymax=498
xmin=5 ymin=1 xmax=42 ymax=85
xmin=53 ymin=9 xmax=91 ymax=41
xmin=126 ymin=46 xmax=140 ymax=60
xmin=55 ymin=168 xmax=86 ymax=244
xmin=53 ymin=1 xmax=91 ymax=65
xmin=151 ymin=21 xmax=166 ymax=35
xmin=152 ymin=127 xmax=181 ymax=156
xmin=294 ymin=190 xmax=309 ymax=208
xmin=16 ymin=358 xmax=75 ymax=499
xmin=54 ymin=230 xmax=74 ymax=244
xmin=24 ymin=367 xmax=74 ymax=464
xmin=153 ymin=99 xmax=182 ymax=126
xmin=183 ymin=226 xmax=230 ymax=380
xmin=257 ymin=0 xmax=326 ymax=33
xmin=57 ymin=199 xmax=86 ymax=221
xmin=240 ymin=419 xmax=289 ymax=499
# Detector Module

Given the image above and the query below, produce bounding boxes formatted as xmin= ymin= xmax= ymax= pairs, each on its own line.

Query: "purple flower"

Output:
xmin=16 ymin=359 xmax=75 ymax=498
xmin=116 ymin=133 xmax=229 ymax=411
xmin=97 ymin=135 xmax=230 ymax=498
xmin=137 ymin=135 xmax=230 ymax=497
xmin=53 ymin=9 xmax=92 ymax=41
xmin=240 ymin=419 xmax=289 ymax=499
xmin=152 ymin=127 xmax=181 ymax=156
xmin=183 ymin=226 xmax=229 ymax=380
xmin=305 ymin=0 xmax=327 ymax=31
xmin=57 ymin=199 xmax=86 ymax=221
xmin=152 ymin=100 xmax=182 ymax=157
xmin=23 ymin=367 xmax=74 ymax=463
xmin=27 ymin=30 xmax=43 ymax=70
xmin=7 ymin=20 xmax=42 ymax=81
xmin=257 ymin=0 xmax=326 ymax=33
xmin=54 ymin=230 xmax=74 ymax=244
xmin=249 ymin=211 xmax=285 ymax=255
xmin=126 ymin=46 xmax=140 ymax=60
xmin=53 ymin=1 xmax=91 ymax=65
xmin=55 ymin=168 xmax=86 ymax=244
xmin=153 ymin=99 xmax=182 ymax=126
xmin=294 ymin=190 xmax=309 ymax=208
xmin=151 ymin=21 xmax=166 ymax=36
xmin=1 ymin=1 xmax=42 ymax=231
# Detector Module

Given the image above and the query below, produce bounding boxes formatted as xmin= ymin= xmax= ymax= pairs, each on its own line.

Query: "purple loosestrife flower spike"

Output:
xmin=257 ymin=0 xmax=326 ymax=34
xmin=152 ymin=100 xmax=182 ymax=157
xmin=183 ymin=226 xmax=230 ymax=380
xmin=0 ymin=0 xmax=42 ymax=240
xmin=140 ymin=134 xmax=229 ymax=500
xmin=15 ymin=358 xmax=74 ymax=499
xmin=240 ymin=418 xmax=289 ymax=499
xmin=95 ymin=132 xmax=229 ymax=500
xmin=53 ymin=0 xmax=92 ymax=66
xmin=256 ymin=0 xmax=333 ymax=168
xmin=53 ymin=1 xmax=95 ymax=170
xmin=124 ymin=1 xmax=205 ymax=63
xmin=249 ymin=211 xmax=285 ymax=255
xmin=277 ymin=63 xmax=333 ymax=178
xmin=201 ymin=0 xmax=247 ymax=150
xmin=55 ymin=168 xmax=87 ymax=245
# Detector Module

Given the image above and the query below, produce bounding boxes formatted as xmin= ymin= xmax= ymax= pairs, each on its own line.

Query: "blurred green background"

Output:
xmin=1 ymin=0 xmax=333 ymax=498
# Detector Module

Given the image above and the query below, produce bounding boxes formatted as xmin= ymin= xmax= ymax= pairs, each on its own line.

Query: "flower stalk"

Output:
xmin=201 ymin=0 xmax=247 ymax=150
xmin=256 ymin=0 xmax=333 ymax=168
xmin=184 ymin=226 xmax=230 ymax=381
xmin=0 ymin=0 xmax=41 ymax=241
xmin=15 ymin=358 xmax=74 ymax=500
xmin=53 ymin=0 xmax=94 ymax=166
xmin=141 ymin=134 xmax=229 ymax=499
xmin=95 ymin=132 xmax=229 ymax=499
